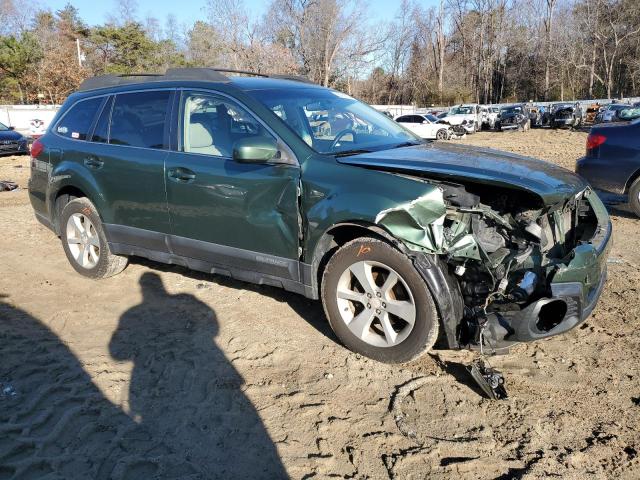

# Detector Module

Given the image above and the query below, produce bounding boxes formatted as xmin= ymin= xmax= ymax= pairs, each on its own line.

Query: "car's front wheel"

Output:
xmin=436 ymin=128 xmax=448 ymax=140
xmin=59 ymin=197 xmax=128 ymax=279
xmin=321 ymin=237 xmax=439 ymax=363
xmin=629 ymin=178 xmax=640 ymax=218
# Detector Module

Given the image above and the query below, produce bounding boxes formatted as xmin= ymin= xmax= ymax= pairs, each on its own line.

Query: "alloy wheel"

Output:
xmin=66 ymin=213 xmax=100 ymax=269
xmin=335 ymin=260 xmax=416 ymax=348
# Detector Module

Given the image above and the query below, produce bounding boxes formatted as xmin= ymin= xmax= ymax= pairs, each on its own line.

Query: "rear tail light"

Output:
xmin=30 ymin=139 xmax=43 ymax=158
xmin=586 ymin=133 xmax=606 ymax=152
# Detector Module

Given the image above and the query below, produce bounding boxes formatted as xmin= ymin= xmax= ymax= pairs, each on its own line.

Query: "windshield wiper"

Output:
xmin=334 ymin=148 xmax=373 ymax=157
xmin=389 ymin=141 xmax=423 ymax=149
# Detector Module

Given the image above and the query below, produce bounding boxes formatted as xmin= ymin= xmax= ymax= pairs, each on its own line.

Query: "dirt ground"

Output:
xmin=1 ymin=128 xmax=639 ymax=479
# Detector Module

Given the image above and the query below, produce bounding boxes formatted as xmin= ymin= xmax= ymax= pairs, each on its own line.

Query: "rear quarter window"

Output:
xmin=55 ymin=97 xmax=103 ymax=140
xmin=109 ymin=91 xmax=171 ymax=149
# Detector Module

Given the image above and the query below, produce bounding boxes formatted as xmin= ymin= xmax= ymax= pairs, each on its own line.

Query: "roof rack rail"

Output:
xmin=78 ymin=68 xmax=314 ymax=91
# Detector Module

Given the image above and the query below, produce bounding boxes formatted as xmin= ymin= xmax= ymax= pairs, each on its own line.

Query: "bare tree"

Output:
xmin=266 ymin=0 xmax=384 ymax=86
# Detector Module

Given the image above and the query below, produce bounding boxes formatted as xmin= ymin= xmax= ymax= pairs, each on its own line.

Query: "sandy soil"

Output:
xmin=1 ymin=129 xmax=639 ymax=479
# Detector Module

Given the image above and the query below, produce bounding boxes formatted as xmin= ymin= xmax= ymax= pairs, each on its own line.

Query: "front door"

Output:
xmin=165 ymin=91 xmax=301 ymax=279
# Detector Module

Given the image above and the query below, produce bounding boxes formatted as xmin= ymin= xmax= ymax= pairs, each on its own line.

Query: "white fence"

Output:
xmin=0 ymin=105 xmax=61 ymax=136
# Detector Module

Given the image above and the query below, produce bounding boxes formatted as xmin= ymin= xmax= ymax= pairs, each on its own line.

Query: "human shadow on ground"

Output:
xmin=0 ymin=275 xmax=288 ymax=479
xmin=129 ymin=257 xmax=336 ymax=343
xmin=109 ymin=272 xmax=288 ymax=478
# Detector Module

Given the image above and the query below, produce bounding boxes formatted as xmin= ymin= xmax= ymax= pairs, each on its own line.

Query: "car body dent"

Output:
xmin=374 ymin=189 xmax=447 ymax=252
xmin=300 ymin=155 xmax=440 ymax=256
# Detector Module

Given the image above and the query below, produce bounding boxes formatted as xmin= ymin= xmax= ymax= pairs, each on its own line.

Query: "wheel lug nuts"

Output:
xmin=382 ymin=302 xmax=386 ymax=308
xmin=367 ymin=293 xmax=372 ymax=298
xmin=375 ymin=309 xmax=381 ymax=314
xmin=376 ymin=292 xmax=381 ymax=297
xmin=367 ymin=303 xmax=371 ymax=309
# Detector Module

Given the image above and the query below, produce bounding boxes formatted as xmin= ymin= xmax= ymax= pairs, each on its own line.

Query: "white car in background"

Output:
xmin=482 ymin=106 xmax=499 ymax=129
xmin=394 ymin=113 xmax=451 ymax=140
xmin=440 ymin=104 xmax=482 ymax=133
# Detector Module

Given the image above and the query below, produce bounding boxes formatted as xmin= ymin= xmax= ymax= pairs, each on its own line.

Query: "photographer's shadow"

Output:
xmin=109 ymin=272 xmax=287 ymax=479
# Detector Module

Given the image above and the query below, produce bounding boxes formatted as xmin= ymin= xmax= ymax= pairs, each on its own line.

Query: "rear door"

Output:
xmin=83 ymin=90 xmax=173 ymax=245
xmin=164 ymin=90 xmax=301 ymax=278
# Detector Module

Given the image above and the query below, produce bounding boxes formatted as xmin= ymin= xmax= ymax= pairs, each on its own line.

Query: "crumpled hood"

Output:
xmin=337 ymin=142 xmax=587 ymax=206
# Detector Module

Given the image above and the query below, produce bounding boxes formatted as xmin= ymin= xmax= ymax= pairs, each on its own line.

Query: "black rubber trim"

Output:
xmin=104 ymin=223 xmax=170 ymax=253
xmin=170 ymin=235 xmax=300 ymax=281
xmin=103 ymin=223 xmax=313 ymax=296
xmin=34 ymin=211 xmax=56 ymax=232
xmin=411 ymin=253 xmax=464 ymax=349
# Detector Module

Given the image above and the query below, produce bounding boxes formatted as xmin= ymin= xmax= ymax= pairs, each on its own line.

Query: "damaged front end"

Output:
xmin=376 ymin=180 xmax=611 ymax=352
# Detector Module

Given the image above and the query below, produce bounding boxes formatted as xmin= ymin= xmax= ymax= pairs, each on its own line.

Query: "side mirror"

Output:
xmin=233 ymin=136 xmax=278 ymax=163
xmin=8 ymin=126 xmax=14 ymax=131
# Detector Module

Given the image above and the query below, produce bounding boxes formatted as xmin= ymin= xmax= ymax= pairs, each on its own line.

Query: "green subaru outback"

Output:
xmin=28 ymin=68 xmax=611 ymax=363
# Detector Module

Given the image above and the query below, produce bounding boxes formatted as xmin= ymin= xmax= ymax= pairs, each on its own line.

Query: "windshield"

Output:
xmin=245 ymin=88 xmax=419 ymax=155
xmin=0 ymin=122 xmax=8 ymax=131
xmin=425 ymin=114 xmax=438 ymax=122
xmin=449 ymin=106 xmax=473 ymax=115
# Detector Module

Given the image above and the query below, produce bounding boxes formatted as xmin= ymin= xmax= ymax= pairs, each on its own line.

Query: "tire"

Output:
xmin=436 ymin=129 xmax=447 ymax=140
xmin=321 ymin=237 xmax=439 ymax=363
xmin=629 ymin=178 xmax=640 ymax=218
xmin=59 ymin=197 xmax=128 ymax=279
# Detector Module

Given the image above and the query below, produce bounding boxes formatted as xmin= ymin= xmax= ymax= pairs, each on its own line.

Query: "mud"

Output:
xmin=1 ymin=128 xmax=639 ymax=479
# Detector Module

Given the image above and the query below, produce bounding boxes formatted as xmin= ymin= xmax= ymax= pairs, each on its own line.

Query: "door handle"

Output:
xmin=168 ymin=167 xmax=196 ymax=183
xmin=84 ymin=156 xmax=104 ymax=169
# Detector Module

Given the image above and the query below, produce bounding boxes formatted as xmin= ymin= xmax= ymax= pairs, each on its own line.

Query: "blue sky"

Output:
xmin=42 ymin=0 xmax=437 ymax=28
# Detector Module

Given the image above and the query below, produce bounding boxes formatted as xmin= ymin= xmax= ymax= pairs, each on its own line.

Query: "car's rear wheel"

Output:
xmin=59 ymin=197 xmax=128 ymax=279
xmin=321 ymin=237 xmax=439 ymax=363
xmin=629 ymin=178 xmax=640 ymax=218
xmin=436 ymin=129 xmax=448 ymax=140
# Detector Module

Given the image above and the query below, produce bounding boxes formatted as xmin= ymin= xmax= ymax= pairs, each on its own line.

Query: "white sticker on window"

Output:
xmin=71 ymin=132 xmax=80 ymax=139
xmin=57 ymin=126 xmax=68 ymax=134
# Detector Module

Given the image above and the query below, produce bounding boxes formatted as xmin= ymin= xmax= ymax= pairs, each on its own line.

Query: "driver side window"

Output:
xmin=181 ymin=93 xmax=273 ymax=157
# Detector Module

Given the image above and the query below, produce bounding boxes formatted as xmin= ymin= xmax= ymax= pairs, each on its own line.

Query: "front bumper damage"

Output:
xmin=376 ymin=184 xmax=612 ymax=351
xmin=482 ymin=244 xmax=609 ymax=349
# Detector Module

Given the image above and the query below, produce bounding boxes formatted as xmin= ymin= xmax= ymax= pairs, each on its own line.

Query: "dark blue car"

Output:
xmin=576 ymin=118 xmax=640 ymax=217
xmin=0 ymin=121 xmax=29 ymax=155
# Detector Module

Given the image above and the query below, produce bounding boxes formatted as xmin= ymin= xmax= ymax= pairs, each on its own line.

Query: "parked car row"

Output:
xmin=593 ymin=102 xmax=640 ymax=124
xmin=392 ymin=101 xmax=591 ymax=138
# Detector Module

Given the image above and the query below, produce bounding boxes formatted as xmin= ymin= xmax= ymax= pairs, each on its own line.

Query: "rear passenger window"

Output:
xmin=109 ymin=91 xmax=171 ymax=149
xmin=56 ymin=98 xmax=103 ymax=140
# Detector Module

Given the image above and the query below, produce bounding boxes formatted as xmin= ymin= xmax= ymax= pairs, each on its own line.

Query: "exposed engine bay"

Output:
xmin=375 ymin=176 xmax=601 ymax=353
